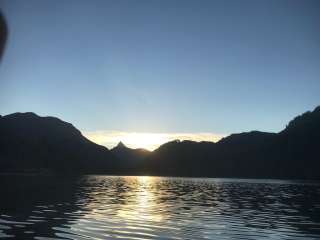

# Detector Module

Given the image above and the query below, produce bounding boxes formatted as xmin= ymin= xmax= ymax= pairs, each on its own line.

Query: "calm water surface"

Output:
xmin=0 ymin=175 xmax=320 ymax=239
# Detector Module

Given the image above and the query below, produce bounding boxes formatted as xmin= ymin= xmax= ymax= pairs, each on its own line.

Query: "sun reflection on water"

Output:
xmin=80 ymin=176 xmax=165 ymax=226
xmin=116 ymin=176 xmax=164 ymax=222
xmin=1 ymin=176 xmax=320 ymax=239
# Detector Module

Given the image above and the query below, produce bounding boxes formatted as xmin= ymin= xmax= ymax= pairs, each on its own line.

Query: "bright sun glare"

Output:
xmin=120 ymin=133 xmax=169 ymax=150
xmin=84 ymin=131 xmax=224 ymax=151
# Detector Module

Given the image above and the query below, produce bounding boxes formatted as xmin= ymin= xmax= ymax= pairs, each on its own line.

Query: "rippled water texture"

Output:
xmin=0 ymin=175 xmax=320 ymax=239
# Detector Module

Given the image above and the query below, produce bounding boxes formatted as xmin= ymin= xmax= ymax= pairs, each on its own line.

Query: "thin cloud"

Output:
xmin=83 ymin=130 xmax=225 ymax=151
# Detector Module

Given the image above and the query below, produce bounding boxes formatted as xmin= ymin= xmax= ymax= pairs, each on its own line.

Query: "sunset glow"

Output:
xmin=83 ymin=131 xmax=225 ymax=151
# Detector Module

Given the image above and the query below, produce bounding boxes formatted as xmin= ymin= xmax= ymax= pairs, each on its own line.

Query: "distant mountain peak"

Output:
xmin=116 ymin=141 xmax=127 ymax=148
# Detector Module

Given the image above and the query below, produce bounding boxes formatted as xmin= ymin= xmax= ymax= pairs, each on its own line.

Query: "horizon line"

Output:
xmin=83 ymin=130 xmax=226 ymax=151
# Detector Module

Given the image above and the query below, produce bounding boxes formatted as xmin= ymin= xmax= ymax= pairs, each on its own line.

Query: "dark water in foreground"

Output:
xmin=0 ymin=176 xmax=320 ymax=240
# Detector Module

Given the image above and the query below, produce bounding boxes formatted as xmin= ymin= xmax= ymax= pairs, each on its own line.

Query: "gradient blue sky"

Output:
xmin=0 ymin=0 xmax=319 ymax=139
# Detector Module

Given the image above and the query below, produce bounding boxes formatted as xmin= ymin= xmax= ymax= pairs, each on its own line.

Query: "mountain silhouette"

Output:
xmin=0 ymin=112 xmax=116 ymax=173
xmin=111 ymin=142 xmax=150 ymax=174
xmin=144 ymin=106 xmax=320 ymax=179
xmin=111 ymin=141 xmax=150 ymax=162
xmin=0 ymin=106 xmax=319 ymax=179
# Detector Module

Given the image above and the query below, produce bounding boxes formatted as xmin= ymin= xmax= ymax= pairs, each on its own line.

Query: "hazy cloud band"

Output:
xmin=83 ymin=131 xmax=225 ymax=151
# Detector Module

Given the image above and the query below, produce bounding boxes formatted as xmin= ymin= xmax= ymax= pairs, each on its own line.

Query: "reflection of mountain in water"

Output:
xmin=0 ymin=176 xmax=320 ymax=239
xmin=0 ymin=176 xmax=81 ymax=239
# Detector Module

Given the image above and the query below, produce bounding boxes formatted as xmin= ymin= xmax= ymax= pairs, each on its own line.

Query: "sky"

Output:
xmin=0 ymin=0 xmax=319 ymax=150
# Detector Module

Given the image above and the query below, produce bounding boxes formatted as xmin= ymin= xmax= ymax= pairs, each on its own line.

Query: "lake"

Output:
xmin=0 ymin=175 xmax=320 ymax=239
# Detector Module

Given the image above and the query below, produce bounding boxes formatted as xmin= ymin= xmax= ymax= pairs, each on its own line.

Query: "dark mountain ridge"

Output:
xmin=110 ymin=142 xmax=150 ymax=174
xmin=0 ymin=112 xmax=116 ymax=173
xmin=144 ymin=106 xmax=320 ymax=179
xmin=0 ymin=106 xmax=319 ymax=179
xmin=111 ymin=141 xmax=150 ymax=161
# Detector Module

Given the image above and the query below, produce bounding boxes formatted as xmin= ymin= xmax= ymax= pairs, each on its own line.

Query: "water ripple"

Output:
xmin=0 ymin=176 xmax=320 ymax=239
